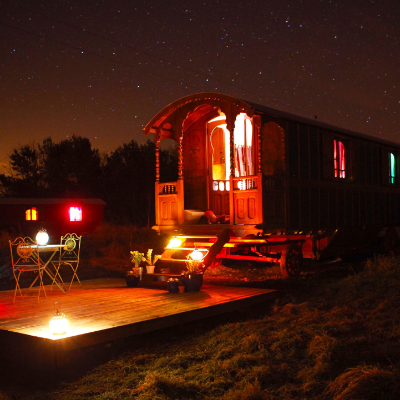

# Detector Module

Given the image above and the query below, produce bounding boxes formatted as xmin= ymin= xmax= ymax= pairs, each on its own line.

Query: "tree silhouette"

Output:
xmin=0 ymin=136 xmax=178 ymax=226
xmin=0 ymin=136 xmax=101 ymax=198
xmin=41 ymin=136 xmax=101 ymax=198
xmin=0 ymin=143 xmax=44 ymax=197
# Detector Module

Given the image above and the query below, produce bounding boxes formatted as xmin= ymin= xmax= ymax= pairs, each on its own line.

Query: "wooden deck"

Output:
xmin=0 ymin=278 xmax=276 ymax=369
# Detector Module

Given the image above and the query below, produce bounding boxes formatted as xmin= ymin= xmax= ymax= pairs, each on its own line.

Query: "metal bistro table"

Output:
xmin=33 ymin=244 xmax=68 ymax=294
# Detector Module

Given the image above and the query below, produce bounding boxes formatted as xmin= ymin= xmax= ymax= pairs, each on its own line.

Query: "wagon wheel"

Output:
xmin=279 ymin=243 xmax=303 ymax=278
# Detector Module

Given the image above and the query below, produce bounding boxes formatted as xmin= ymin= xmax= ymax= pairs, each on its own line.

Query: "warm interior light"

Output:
xmin=26 ymin=207 xmax=38 ymax=221
xmin=36 ymin=228 xmax=49 ymax=245
xmin=189 ymin=248 xmax=204 ymax=261
xmin=69 ymin=206 xmax=82 ymax=221
xmin=167 ymin=237 xmax=183 ymax=248
xmin=49 ymin=302 xmax=69 ymax=335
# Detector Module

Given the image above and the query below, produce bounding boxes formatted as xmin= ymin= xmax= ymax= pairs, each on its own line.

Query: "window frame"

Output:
xmin=25 ymin=207 xmax=38 ymax=221
xmin=322 ymin=132 xmax=354 ymax=182
xmin=334 ymin=138 xmax=346 ymax=179
xmin=387 ymin=150 xmax=399 ymax=186
xmin=234 ymin=113 xmax=255 ymax=178
xmin=69 ymin=206 xmax=83 ymax=222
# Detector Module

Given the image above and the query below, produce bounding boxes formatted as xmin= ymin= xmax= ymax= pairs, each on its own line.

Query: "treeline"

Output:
xmin=0 ymin=136 xmax=178 ymax=227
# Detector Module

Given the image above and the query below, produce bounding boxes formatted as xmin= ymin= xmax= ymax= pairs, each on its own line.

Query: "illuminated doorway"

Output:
xmin=208 ymin=116 xmax=230 ymax=215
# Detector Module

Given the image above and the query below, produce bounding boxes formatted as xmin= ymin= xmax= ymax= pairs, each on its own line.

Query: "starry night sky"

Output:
xmin=1 ymin=0 xmax=399 ymax=167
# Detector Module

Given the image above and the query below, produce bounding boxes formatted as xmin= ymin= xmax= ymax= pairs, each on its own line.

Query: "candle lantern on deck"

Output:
xmin=167 ymin=237 xmax=183 ymax=248
xmin=189 ymin=248 xmax=204 ymax=262
xmin=49 ymin=302 xmax=69 ymax=335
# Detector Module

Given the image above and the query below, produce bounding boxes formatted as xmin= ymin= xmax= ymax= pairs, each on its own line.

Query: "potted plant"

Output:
xmin=182 ymin=256 xmax=204 ymax=292
xmin=178 ymin=281 xmax=185 ymax=293
xmin=144 ymin=249 xmax=161 ymax=274
xmin=167 ymin=277 xmax=179 ymax=293
xmin=126 ymin=251 xmax=145 ymax=287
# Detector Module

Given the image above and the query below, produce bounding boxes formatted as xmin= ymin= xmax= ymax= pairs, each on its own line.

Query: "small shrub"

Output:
xmin=136 ymin=372 xmax=201 ymax=399
xmin=324 ymin=365 xmax=400 ymax=400
xmin=223 ymin=379 xmax=267 ymax=400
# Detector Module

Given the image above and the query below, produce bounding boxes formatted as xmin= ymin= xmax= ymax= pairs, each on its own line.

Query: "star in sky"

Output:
xmin=0 ymin=0 xmax=399 ymax=165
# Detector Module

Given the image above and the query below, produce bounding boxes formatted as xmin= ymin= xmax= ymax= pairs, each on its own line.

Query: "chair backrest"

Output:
xmin=9 ymin=237 xmax=41 ymax=273
xmin=60 ymin=233 xmax=82 ymax=262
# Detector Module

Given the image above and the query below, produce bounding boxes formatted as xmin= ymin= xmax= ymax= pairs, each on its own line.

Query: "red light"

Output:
xmin=69 ymin=207 xmax=82 ymax=221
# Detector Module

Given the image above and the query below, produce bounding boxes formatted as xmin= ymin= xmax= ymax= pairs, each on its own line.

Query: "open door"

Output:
xmin=182 ymin=123 xmax=207 ymax=211
xmin=208 ymin=117 xmax=230 ymax=215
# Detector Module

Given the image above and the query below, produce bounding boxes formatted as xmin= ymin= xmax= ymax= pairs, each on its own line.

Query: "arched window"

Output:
xmin=234 ymin=113 xmax=254 ymax=178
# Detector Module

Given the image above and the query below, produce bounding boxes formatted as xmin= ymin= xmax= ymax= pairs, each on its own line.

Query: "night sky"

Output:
xmin=1 ymin=0 xmax=399 ymax=168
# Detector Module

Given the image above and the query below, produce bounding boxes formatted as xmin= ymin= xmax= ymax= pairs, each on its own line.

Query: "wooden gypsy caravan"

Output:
xmin=144 ymin=92 xmax=400 ymax=277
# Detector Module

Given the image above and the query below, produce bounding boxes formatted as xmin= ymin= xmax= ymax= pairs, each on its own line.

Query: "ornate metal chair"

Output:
xmin=54 ymin=233 xmax=82 ymax=290
xmin=9 ymin=237 xmax=47 ymax=302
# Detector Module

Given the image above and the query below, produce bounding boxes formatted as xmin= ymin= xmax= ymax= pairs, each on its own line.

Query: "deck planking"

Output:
xmin=0 ymin=278 xmax=276 ymax=369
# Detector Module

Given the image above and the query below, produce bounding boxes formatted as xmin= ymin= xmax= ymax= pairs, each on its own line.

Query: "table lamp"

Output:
xmin=36 ymin=228 xmax=49 ymax=246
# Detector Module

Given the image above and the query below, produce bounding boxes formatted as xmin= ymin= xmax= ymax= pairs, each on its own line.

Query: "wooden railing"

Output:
xmin=232 ymin=175 xmax=258 ymax=191
xmin=155 ymin=181 xmax=184 ymax=227
xmin=212 ymin=180 xmax=230 ymax=192
xmin=232 ymin=174 xmax=262 ymax=224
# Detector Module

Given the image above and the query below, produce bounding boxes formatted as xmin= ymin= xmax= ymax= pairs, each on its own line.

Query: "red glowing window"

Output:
xmin=334 ymin=139 xmax=346 ymax=178
xmin=69 ymin=207 xmax=82 ymax=221
xmin=26 ymin=207 xmax=38 ymax=221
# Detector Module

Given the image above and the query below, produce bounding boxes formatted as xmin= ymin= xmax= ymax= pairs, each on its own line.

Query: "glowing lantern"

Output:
xmin=49 ymin=302 xmax=69 ymax=335
xmin=189 ymin=248 xmax=204 ymax=261
xmin=36 ymin=228 xmax=49 ymax=246
xmin=167 ymin=237 xmax=183 ymax=248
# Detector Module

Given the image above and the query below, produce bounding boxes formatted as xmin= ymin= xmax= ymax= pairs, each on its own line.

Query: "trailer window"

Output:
xmin=334 ymin=139 xmax=346 ymax=178
xmin=389 ymin=152 xmax=397 ymax=184
xmin=25 ymin=207 xmax=38 ymax=221
xmin=234 ymin=113 xmax=254 ymax=177
xmin=69 ymin=206 xmax=82 ymax=221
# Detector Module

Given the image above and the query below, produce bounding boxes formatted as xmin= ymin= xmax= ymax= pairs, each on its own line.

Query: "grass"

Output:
xmin=2 ymin=227 xmax=400 ymax=399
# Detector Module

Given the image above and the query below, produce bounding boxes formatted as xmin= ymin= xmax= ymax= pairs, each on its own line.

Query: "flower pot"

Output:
xmin=183 ymin=273 xmax=203 ymax=292
xmin=132 ymin=267 xmax=143 ymax=280
xmin=167 ymin=281 xmax=179 ymax=293
xmin=146 ymin=265 xmax=155 ymax=274
xmin=178 ymin=286 xmax=185 ymax=293
xmin=125 ymin=273 xmax=140 ymax=288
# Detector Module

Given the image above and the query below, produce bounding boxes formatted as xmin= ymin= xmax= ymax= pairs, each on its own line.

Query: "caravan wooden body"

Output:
xmin=144 ymin=93 xmax=400 ymax=276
